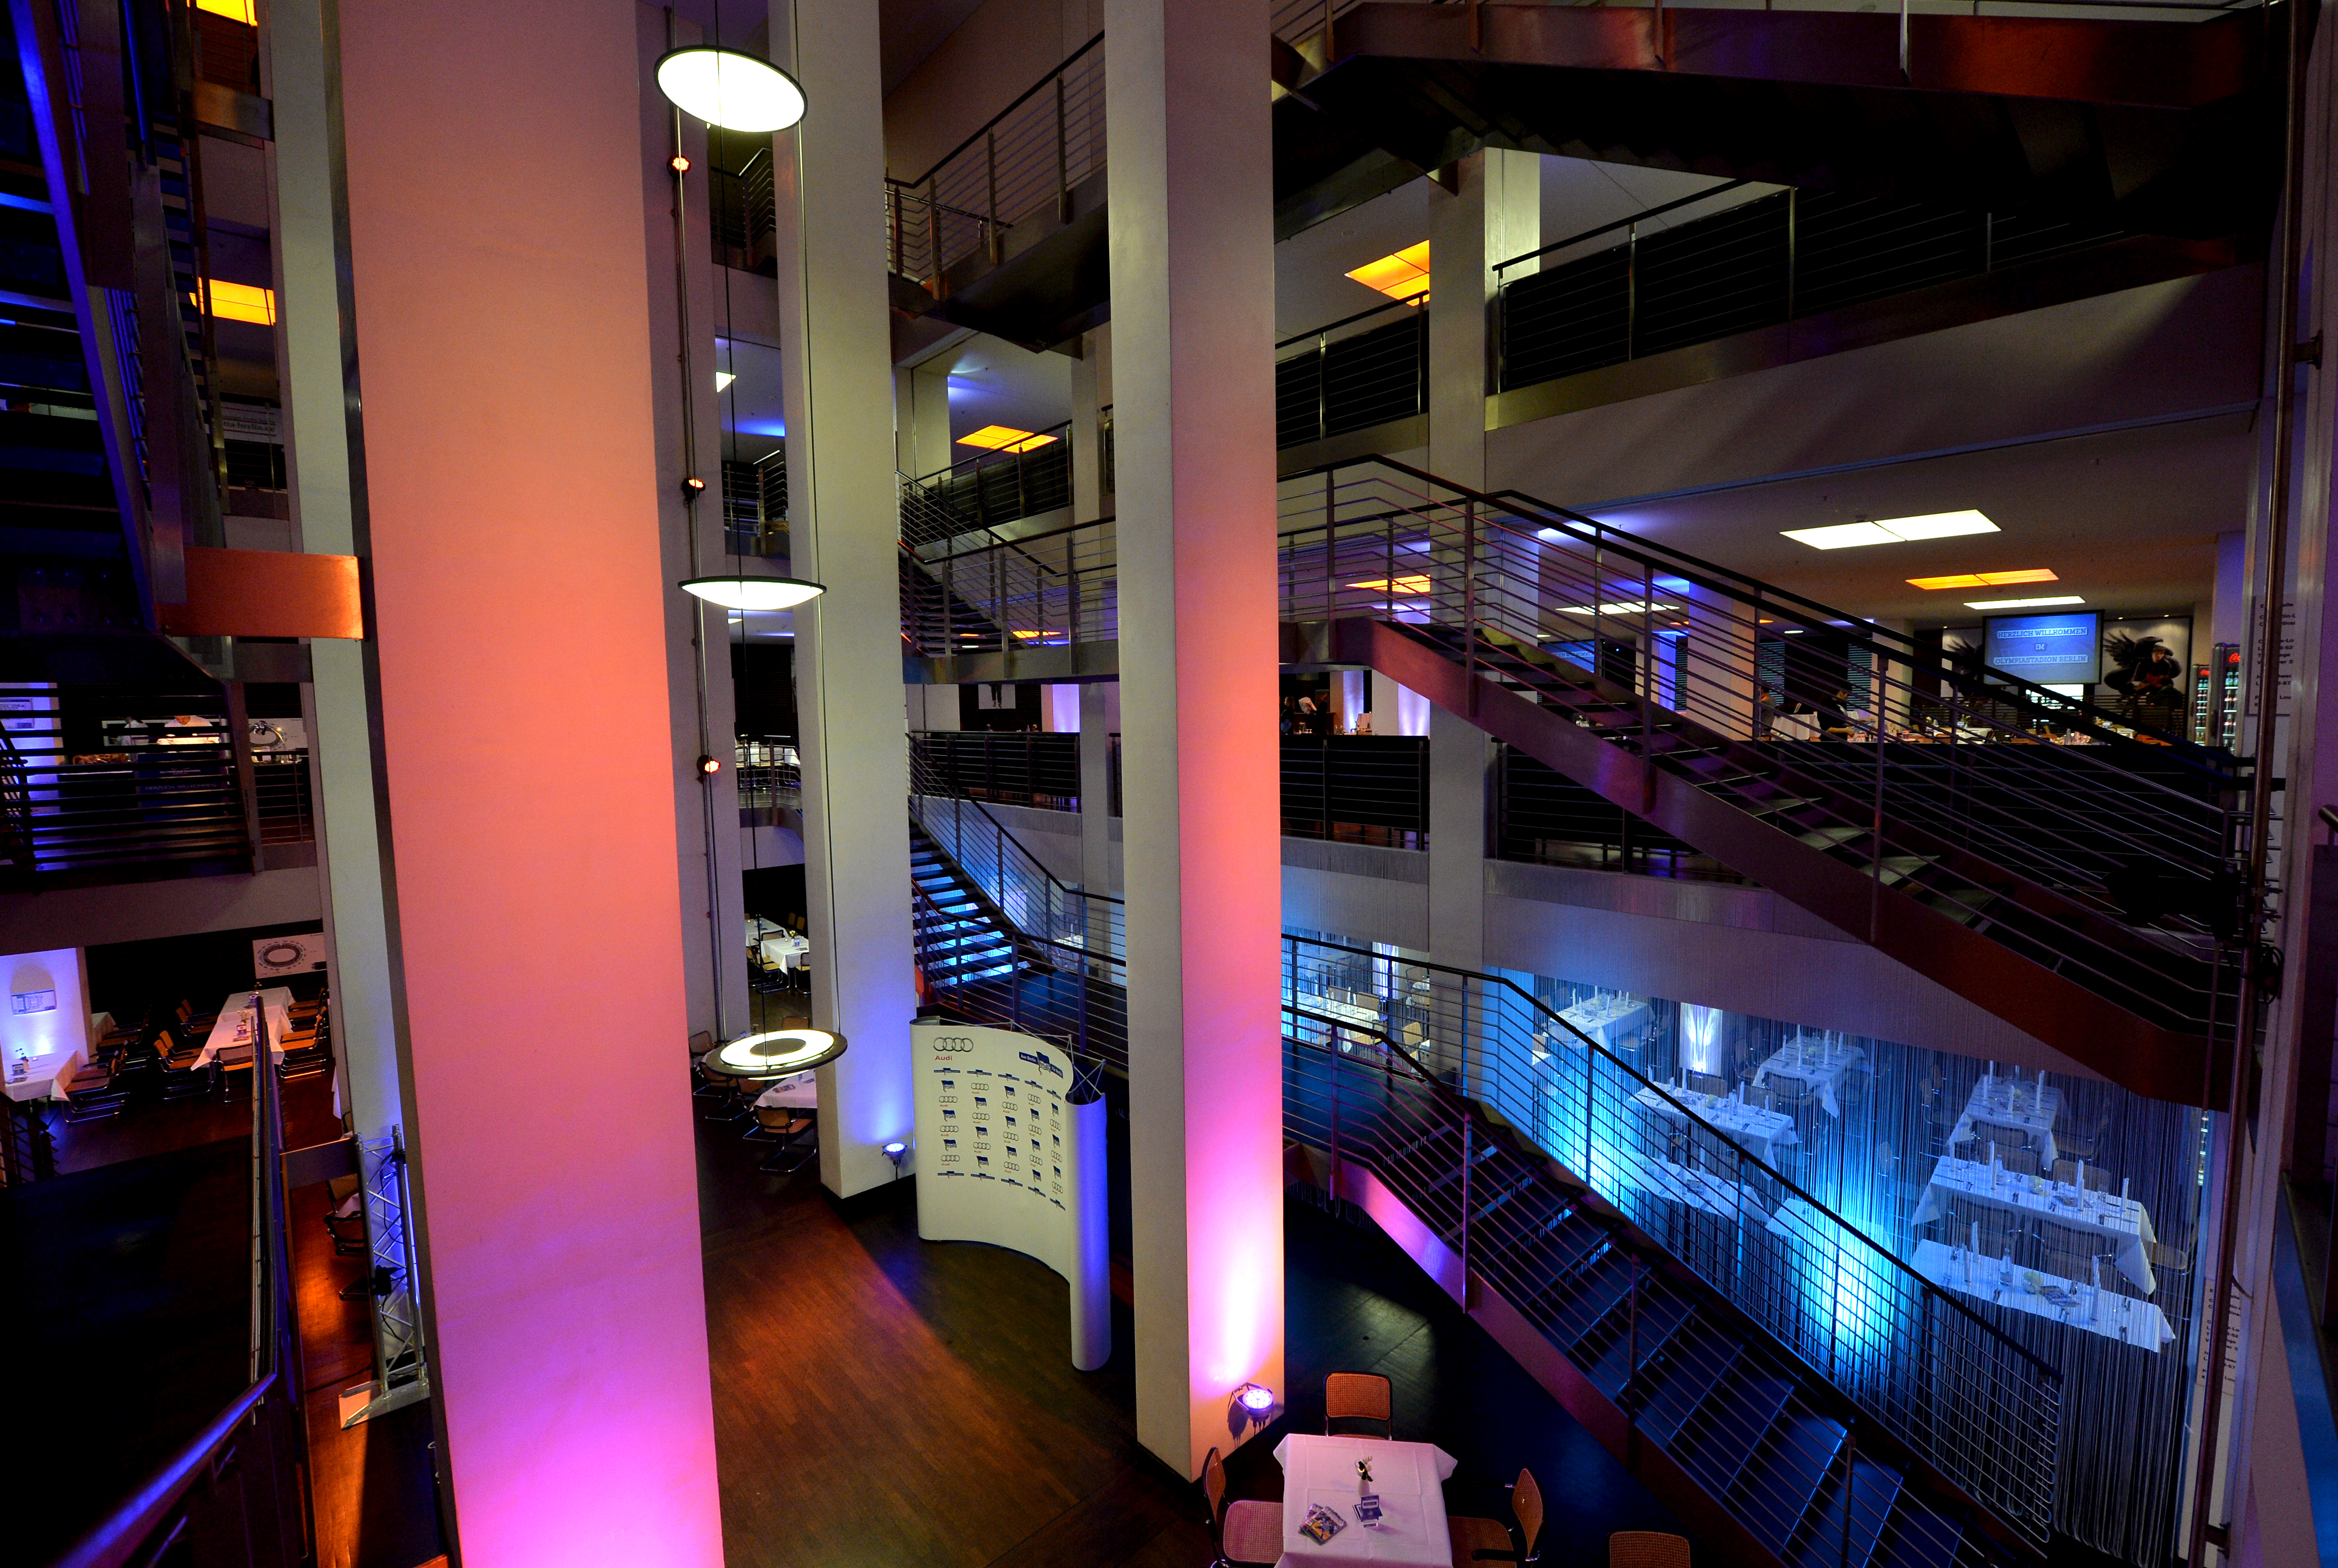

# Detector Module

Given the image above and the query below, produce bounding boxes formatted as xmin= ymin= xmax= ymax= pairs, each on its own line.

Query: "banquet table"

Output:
xmin=757 ymin=934 xmax=811 ymax=972
xmin=1275 ymin=1433 xmax=1456 ymax=1566
xmin=1912 ymin=1239 xmax=2174 ymax=1351
xmin=1947 ymin=1077 xmax=2063 ymax=1168
xmin=1911 ymin=1156 xmax=2158 ymax=1293
xmin=4 ymin=1047 xmax=83 ymax=1103
xmin=1632 ymin=1082 xmax=1800 ymax=1167
xmin=1751 ymin=1035 xmax=1866 ymax=1117
xmin=1558 ymin=994 xmax=1650 ymax=1052
xmin=1294 ymin=996 xmax=1386 ymax=1048
xmin=194 ymin=988 xmax=294 ymax=1069
xmin=753 ymin=1071 xmax=818 ymax=1109
xmin=1619 ymin=1150 xmax=1768 ymax=1221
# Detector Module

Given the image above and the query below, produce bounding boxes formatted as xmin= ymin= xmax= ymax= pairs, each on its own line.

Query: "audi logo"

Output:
xmin=931 ymin=1037 xmax=975 ymax=1053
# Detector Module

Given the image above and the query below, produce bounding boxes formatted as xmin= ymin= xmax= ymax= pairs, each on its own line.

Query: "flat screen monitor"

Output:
xmin=1984 ymin=611 xmax=2102 ymax=686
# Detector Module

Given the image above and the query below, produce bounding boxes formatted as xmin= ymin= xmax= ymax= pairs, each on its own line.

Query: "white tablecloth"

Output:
xmin=1557 ymin=995 xmax=1650 ymax=1052
xmin=752 ymin=1071 xmax=818 ymax=1109
xmin=1293 ymin=996 xmax=1386 ymax=1048
xmin=1948 ymin=1077 xmax=2062 ymax=1168
xmin=1913 ymin=1240 xmax=2173 ymax=1351
xmin=1274 ymin=1434 xmax=1456 ymax=1567
xmin=1632 ymin=1083 xmax=1799 ymax=1168
xmin=1912 ymin=1156 xmax=2157 ymax=1293
xmin=1752 ymin=1035 xmax=1865 ymax=1117
xmin=4 ymin=1047 xmax=83 ymax=1102
xmin=1618 ymin=1150 xmax=1768 ymax=1221
xmin=195 ymin=988 xmax=294 ymax=1069
xmin=757 ymin=934 xmax=810 ymax=971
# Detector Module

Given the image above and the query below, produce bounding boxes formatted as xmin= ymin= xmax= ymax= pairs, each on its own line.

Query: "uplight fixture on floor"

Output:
xmin=1228 ymin=1382 xmax=1279 ymax=1438
xmin=655 ymin=47 xmax=805 ymax=132
xmin=678 ymin=576 xmax=826 ymax=610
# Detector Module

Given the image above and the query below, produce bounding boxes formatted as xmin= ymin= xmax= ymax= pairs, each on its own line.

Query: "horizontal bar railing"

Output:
xmin=1280 ymin=734 xmax=1428 ymax=847
xmin=1495 ymin=743 xmax=1742 ymax=882
xmin=900 ymin=507 xmax=1118 ymax=658
xmin=885 ymin=33 xmax=1104 ymax=291
xmin=1283 ymin=932 xmax=2060 ymax=1545
xmin=1275 ymin=300 xmax=1428 ymax=449
xmin=901 ymin=425 xmax=1076 ymax=541
xmin=1276 ymin=456 xmax=2241 ymax=1040
xmin=910 ymin=736 xmax=1124 ymax=971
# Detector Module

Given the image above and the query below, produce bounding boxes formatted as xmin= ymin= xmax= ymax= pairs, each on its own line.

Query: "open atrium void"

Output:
xmin=6 ymin=2 xmax=2337 ymax=1567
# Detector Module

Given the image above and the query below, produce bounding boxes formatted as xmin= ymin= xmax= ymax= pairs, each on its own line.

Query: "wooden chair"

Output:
xmin=1201 ymin=1446 xmax=1280 ymax=1567
xmin=746 ymin=1100 xmax=817 ymax=1175
xmin=215 ymin=1043 xmax=256 ymax=1103
xmin=1325 ymin=1371 xmax=1393 ymax=1439
xmin=1449 ymin=1467 xmax=1542 ymax=1563
xmin=1609 ymin=1531 xmax=1690 ymax=1567
xmin=63 ymin=1053 xmax=129 ymax=1121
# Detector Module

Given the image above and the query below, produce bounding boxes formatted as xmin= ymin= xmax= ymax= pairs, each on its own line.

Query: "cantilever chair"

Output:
xmin=1325 ymin=1371 xmax=1394 ymax=1439
xmin=1449 ymin=1467 xmax=1542 ymax=1563
xmin=1202 ymin=1446 xmax=1280 ymax=1567
xmin=1609 ymin=1530 xmax=1690 ymax=1567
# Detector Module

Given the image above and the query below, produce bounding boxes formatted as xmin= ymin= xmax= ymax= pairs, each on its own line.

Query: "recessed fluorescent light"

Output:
xmin=1558 ymin=600 xmax=1677 ymax=616
xmin=186 ymin=279 xmax=275 ymax=325
xmin=1783 ymin=510 xmax=1999 ymax=550
xmin=1346 ymin=576 xmax=1432 ymax=595
xmin=957 ymin=425 xmax=1056 ymax=452
xmin=1965 ymin=594 xmax=2085 ymax=611
xmin=716 ymin=371 xmax=735 ymax=391
xmin=1346 ymin=242 xmax=1431 ymax=303
xmin=1908 ymin=569 xmax=2058 ymax=590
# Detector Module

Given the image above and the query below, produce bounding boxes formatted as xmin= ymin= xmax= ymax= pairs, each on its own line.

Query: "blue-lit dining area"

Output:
xmin=1281 ymin=936 xmax=2210 ymax=1568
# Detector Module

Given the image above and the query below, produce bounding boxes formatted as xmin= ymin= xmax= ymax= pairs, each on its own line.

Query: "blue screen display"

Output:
xmin=1985 ymin=612 xmax=2101 ymax=684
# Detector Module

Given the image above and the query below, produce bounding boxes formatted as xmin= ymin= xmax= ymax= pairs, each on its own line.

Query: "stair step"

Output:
xmin=1675 ymin=1361 xmax=1795 ymax=1501
xmin=1635 ymin=1319 xmax=1742 ymax=1450
xmin=1867 ymin=1496 xmax=1977 ymax=1568
xmin=1581 ymin=1282 xmax=1696 ymax=1399
xmin=1730 ymin=1412 xmax=1847 ymax=1554
xmin=1541 ymin=1251 xmax=1633 ymax=1347
xmin=1788 ymin=1455 xmax=1906 ymax=1568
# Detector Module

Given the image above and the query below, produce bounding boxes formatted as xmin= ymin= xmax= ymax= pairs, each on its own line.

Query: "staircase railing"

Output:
xmin=1277 ymin=456 xmax=2243 ymax=1044
xmin=900 ymin=428 xmax=1075 ymax=542
xmin=1284 ymin=933 xmax=2060 ymax=1548
xmin=885 ymin=32 xmax=1105 ymax=292
xmin=900 ymin=505 xmax=1117 ymax=657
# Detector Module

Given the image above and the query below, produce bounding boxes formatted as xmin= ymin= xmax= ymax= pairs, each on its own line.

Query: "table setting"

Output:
xmin=1556 ymin=990 xmax=1649 ymax=1052
xmin=194 ymin=987 xmax=295 ymax=1069
xmin=1632 ymin=1078 xmax=1799 ymax=1167
xmin=1912 ymin=1155 xmax=2158 ymax=1292
xmin=1912 ymin=1238 xmax=2174 ymax=1350
xmin=1274 ymin=1432 xmax=1456 ymax=1565
xmin=1751 ymin=1032 xmax=1865 ymax=1117
xmin=5 ymin=1046 xmax=85 ymax=1103
xmin=1947 ymin=1069 xmax=2063 ymax=1167
xmin=1618 ymin=1148 xmax=1769 ymax=1221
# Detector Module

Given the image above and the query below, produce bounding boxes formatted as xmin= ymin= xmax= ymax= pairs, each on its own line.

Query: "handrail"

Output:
xmin=50 ymin=1378 xmax=276 ymax=1568
xmin=1286 ymin=932 xmax=2062 ymax=1380
xmin=1492 ymin=177 xmax=1757 ymax=274
xmin=900 ymin=32 xmax=1105 ymax=190
xmin=911 ymin=735 xmax=1122 ymax=910
xmin=907 ymin=508 xmax=1113 ymax=568
xmin=1275 ymin=294 xmax=1422 ymax=353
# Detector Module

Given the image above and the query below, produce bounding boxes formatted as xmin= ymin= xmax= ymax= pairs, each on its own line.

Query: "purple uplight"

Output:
xmin=1236 ymin=1383 xmax=1276 ymax=1414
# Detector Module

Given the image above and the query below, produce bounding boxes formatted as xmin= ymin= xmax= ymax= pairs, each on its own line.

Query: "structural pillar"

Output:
xmin=1080 ymin=681 xmax=1114 ymax=896
xmin=333 ymin=3 xmax=722 ymax=1560
xmin=771 ymin=0 xmax=920 ymax=1198
xmin=1107 ymin=0 xmax=1285 ymax=1476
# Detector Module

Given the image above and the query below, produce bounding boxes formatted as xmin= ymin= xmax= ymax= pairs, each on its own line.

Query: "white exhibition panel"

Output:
xmin=913 ymin=1020 xmax=1109 ymax=1369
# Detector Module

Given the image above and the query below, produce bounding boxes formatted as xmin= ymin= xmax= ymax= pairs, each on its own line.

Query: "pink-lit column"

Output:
xmin=1106 ymin=0 xmax=1286 ymax=1476
xmin=334 ymin=4 xmax=723 ymax=1563
xmin=769 ymin=0 xmax=919 ymax=1198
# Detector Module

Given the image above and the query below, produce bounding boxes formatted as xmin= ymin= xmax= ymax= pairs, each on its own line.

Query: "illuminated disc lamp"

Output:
xmin=654 ymin=47 xmax=806 ymax=132
xmin=679 ymin=576 xmax=826 ymax=610
xmin=706 ymin=1027 xmax=847 ymax=1079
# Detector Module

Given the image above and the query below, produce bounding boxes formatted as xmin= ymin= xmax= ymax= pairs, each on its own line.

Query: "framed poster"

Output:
xmin=254 ymin=934 xmax=327 ymax=977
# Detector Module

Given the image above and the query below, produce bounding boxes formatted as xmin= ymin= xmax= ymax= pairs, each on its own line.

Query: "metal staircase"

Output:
xmin=1276 ymin=457 xmax=2243 ymax=1106
xmin=909 ymin=823 xmax=1026 ymax=989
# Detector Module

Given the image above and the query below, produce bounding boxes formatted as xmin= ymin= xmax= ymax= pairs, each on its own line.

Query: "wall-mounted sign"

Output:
xmin=254 ymin=935 xmax=327 ymax=977
xmin=913 ymin=1020 xmax=1108 ymax=1370
xmin=10 ymin=990 xmax=55 ymax=1015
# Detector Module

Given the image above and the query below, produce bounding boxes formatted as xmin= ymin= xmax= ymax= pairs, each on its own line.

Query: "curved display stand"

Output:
xmin=912 ymin=1020 xmax=1109 ymax=1370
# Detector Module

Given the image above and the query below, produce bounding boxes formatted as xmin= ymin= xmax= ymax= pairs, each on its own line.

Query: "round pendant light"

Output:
xmin=705 ymin=1027 xmax=847 ymax=1079
xmin=655 ymin=47 xmax=806 ymax=133
xmin=679 ymin=576 xmax=826 ymax=610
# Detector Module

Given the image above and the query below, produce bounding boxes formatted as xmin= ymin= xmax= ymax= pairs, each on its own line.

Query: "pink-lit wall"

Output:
xmin=1107 ymin=0 xmax=1287 ymax=1477
xmin=335 ymin=3 xmax=723 ymax=1562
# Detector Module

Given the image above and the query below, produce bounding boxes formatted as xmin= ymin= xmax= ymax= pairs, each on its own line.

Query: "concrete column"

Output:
xmin=334 ymin=1 xmax=722 ymax=1561
xmin=1107 ymin=0 xmax=1285 ymax=1477
xmin=1422 ymin=150 xmax=1532 ymax=970
xmin=771 ymin=0 xmax=920 ymax=1199
xmin=1681 ymin=584 xmax=1760 ymax=741
xmin=640 ymin=10 xmax=748 ymax=1049
xmin=1071 ymin=325 xmax=1111 ymax=523
xmin=897 ymin=358 xmax=954 ymax=483
xmin=1080 ymin=680 xmax=1113 ymax=895
xmin=266 ymin=0 xmax=400 ymax=1153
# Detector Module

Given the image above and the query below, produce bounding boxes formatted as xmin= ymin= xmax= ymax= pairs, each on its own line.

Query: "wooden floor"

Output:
xmin=697 ymin=1102 xmax=1681 ymax=1567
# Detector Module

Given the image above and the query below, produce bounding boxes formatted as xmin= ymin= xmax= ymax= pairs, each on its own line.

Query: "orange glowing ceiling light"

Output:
xmin=187 ymin=280 xmax=275 ymax=325
xmin=1346 ymin=575 xmax=1433 ymax=595
xmin=1906 ymin=569 xmax=2060 ymax=590
xmin=957 ymin=425 xmax=1058 ymax=453
xmin=1345 ymin=242 xmax=1431 ymax=303
xmin=195 ymin=0 xmax=256 ymax=21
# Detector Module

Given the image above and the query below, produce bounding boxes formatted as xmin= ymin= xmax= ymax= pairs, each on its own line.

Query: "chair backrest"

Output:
xmin=1201 ymin=1446 xmax=1225 ymax=1537
xmin=689 ymin=1029 xmax=715 ymax=1060
xmin=1609 ymin=1531 xmax=1689 ymax=1567
xmin=1513 ymin=1468 xmax=1543 ymax=1554
xmin=1325 ymin=1371 xmax=1392 ymax=1436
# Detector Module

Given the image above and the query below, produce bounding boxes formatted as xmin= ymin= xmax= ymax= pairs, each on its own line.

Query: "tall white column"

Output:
xmin=1423 ymin=150 xmax=1534 ymax=969
xmin=1080 ymin=680 xmax=1114 ymax=896
xmin=771 ymin=0 xmax=920 ymax=1199
xmin=1108 ymin=0 xmax=1285 ymax=1476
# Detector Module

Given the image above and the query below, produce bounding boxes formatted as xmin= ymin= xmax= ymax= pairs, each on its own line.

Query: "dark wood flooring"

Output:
xmin=697 ymin=1102 xmax=1683 ymax=1567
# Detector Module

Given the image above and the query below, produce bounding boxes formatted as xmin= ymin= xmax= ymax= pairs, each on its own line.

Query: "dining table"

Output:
xmin=1617 ymin=1149 xmax=1769 ymax=1222
xmin=1293 ymin=995 xmax=1386 ymax=1049
xmin=1557 ymin=993 xmax=1650 ymax=1052
xmin=1632 ymin=1081 xmax=1800 ymax=1168
xmin=194 ymin=988 xmax=295 ymax=1070
xmin=4 ymin=1047 xmax=84 ymax=1103
xmin=753 ymin=1070 xmax=818 ymax=1109
xmin=757 ymin=933 xmax=811 ymax=972
xmin=1911 ymin=1155 xmax=2158 ymax=1293
xmin=1751 ymin=1034 xmax=1866 ymax=1117
xmin=1274 ymin=1432 xmax=1457 ymax=1566
xmin=1912 ymin=1239 xmax=2174 ymax=1351
xmin=1947 ymin=1075 xmax=2063 ymax=1168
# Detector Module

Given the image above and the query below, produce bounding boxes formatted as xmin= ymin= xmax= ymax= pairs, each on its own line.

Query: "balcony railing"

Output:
xmin=900 ymin=426 xmax=1074 ymax=543
xmin=901 ymin=510 xmax=1117 ymax=659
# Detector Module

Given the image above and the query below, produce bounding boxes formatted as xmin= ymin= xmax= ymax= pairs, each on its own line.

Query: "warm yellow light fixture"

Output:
xmin=188 ymin=280 xmax=275 ymax=325
xmin=1345 ymin=242 xmax=1431 ymax=303
xmin=1907 ymin=569 xmax=2059 ymax=591
xmin=1346 ymin=575 xmax=1432 ymax=595
xmin=716 ymin=371 xmax=735 ymax=391
xmin=1559 ymin=599 xmax=1678 ymax=616
xmin=195 ymin=0 xmax=256 ymax=21
xmin=1967 ymin=594 xmax=2085 ymax=611
xmin=957 ymin=425 xmax=1057 ymax=453
xmin=1784 ymin=510 xmax=1999 ymax=550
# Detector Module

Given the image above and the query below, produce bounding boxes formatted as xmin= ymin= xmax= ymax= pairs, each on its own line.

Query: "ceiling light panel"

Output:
xmin=1965 ymin=594 xmax=2085 ymax=611
xmin=1907 ymin=569 xmax=2058 ymax=590
xmin=1784 ymin=510 xmax=2000 ymax=550
xmin=957 ymin=425 xmax=1056 ymax=452
xmin=1345 ymin=242 xmax=1431 ymax=303
xmin=1782 ymin=522 xmax=1898 ymax=550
